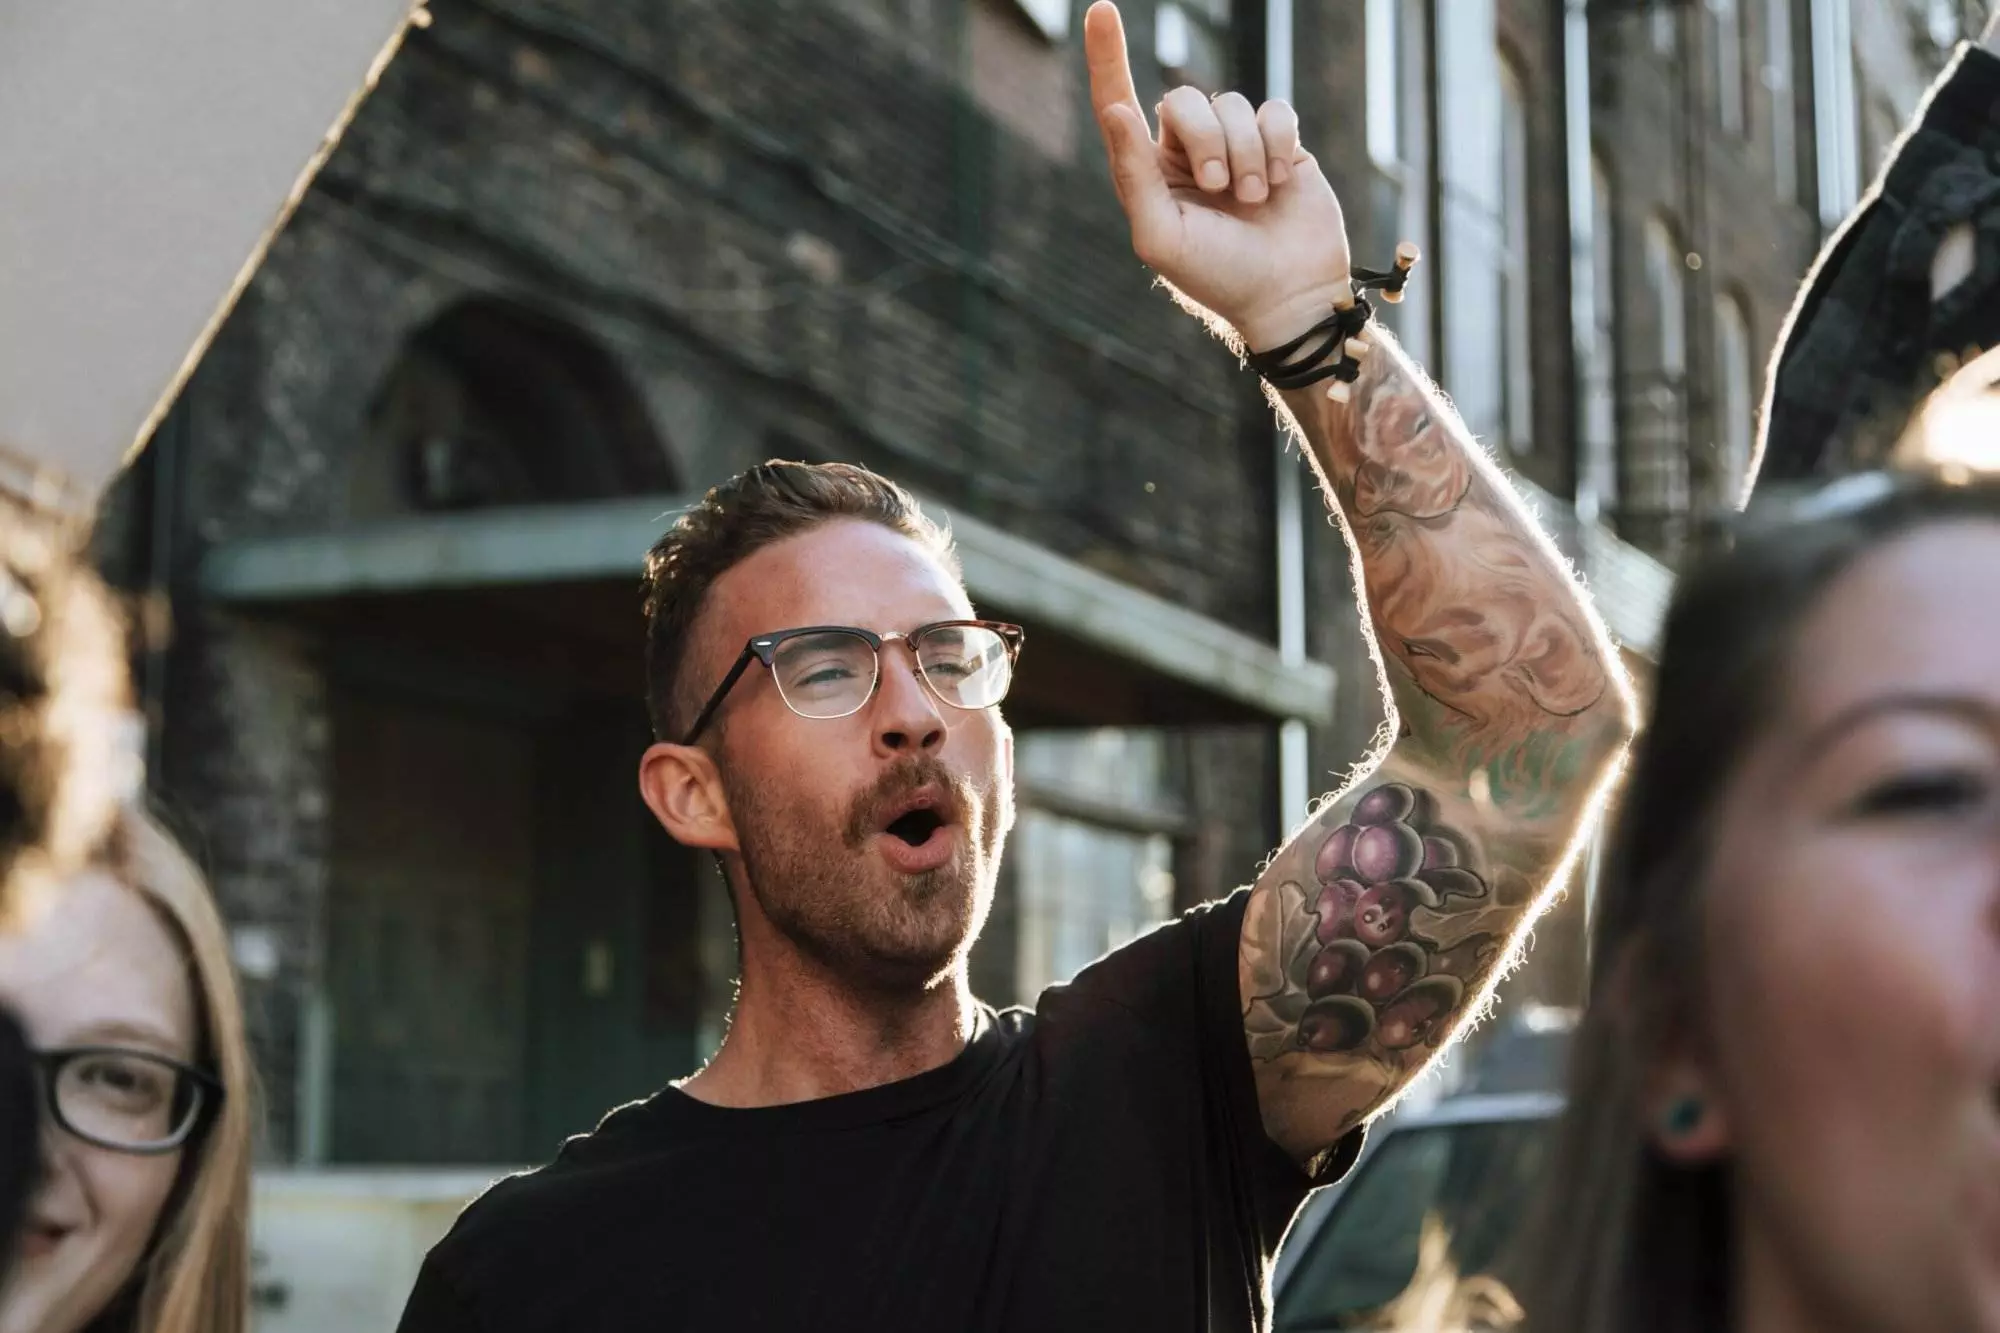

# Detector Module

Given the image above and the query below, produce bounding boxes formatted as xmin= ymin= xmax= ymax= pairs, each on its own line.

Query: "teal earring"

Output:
xmin=1661 ymin=1095 xmax=1705 ymax=1140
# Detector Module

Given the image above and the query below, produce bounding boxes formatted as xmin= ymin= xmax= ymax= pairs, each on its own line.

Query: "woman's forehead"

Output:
xmin=0 ymin=870 xmax=192 ymax=1052
xmin=1785 ymin=522 xmax=2000 ymax=718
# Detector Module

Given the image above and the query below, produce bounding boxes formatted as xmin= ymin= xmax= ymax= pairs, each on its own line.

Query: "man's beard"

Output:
xmin=721 ymin=754 xmax=1011 ymax=994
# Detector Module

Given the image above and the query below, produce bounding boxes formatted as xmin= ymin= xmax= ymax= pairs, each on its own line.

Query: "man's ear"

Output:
xmin=639 ymin=742 xmax=739 ymax=853
xmin=1645 ymin=1049 xmax=1732 ymax=1164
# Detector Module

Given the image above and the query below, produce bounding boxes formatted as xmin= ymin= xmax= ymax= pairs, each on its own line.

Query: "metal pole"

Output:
xmin=1266 ymin=0 xmax=1312 ymax=837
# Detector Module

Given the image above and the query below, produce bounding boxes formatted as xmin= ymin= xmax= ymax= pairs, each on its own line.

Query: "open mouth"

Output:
xmin=885 ymin=807 xmax=946 ymax=847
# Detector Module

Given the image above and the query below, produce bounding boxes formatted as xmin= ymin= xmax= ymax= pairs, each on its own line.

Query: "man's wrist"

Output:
xmin=1233 ymin=282 xmax=1359 ymax=357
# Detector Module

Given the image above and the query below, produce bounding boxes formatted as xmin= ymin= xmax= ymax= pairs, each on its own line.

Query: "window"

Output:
xmin=1627 ymin=214 xmax=1692 ymax=540
xmin=1644 ymin=217 xmax=1687 ymax=386
xmin=1715 ymin=293 xmax=1755 ymax=501
xmin=1009 ymin=731 xmax=1180 ymax=997
xmin=1366 ymin=0 xmax=1401 ymax=171
xmin=1810 ymin=0 xmax=1860 ymax=227
xmin=1577 ymin=155 xmax=1619 ymax=525
xmin=1156 ymin=0 xmax=1229 ymax=92
xmin=1274 ymin=1118 xmax=1557 ymax=1327
xmin=1010 ymin=0 xmax=1072 ymax=40
xmin=1499 ymin=57 xmax=1532 ymax=453
xmin=1712 ymin=0 xmax=1745 ymax=133
xmin=1765 ymin=0 xmax=1797 ymax=200
xmin=1652 ymin=0 xmax=1679 ymax=53
xmin=1366 ymin=0 xmax=1433 ymax=367
xmin=1438 ymin=0 xmax=1505 ymax=444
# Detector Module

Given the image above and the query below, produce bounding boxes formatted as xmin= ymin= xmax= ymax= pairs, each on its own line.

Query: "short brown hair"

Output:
xmin=642 ymin=461 xmax=959 ymax=741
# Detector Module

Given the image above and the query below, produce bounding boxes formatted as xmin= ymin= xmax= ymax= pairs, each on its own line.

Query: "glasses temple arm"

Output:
xmin=680 ymin=647 xmax=759 ymax=745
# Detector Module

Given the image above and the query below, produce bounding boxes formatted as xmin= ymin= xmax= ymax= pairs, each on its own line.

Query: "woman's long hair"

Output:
xmin=1511 ymin=465 xmax=2000 ymax=1333
xmin=99 ymin=808 xmax=255 ymax=1333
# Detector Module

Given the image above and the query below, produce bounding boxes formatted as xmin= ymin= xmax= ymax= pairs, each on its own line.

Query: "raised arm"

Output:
xmin=1085 ymin=2 xmax=1637 ymax=1166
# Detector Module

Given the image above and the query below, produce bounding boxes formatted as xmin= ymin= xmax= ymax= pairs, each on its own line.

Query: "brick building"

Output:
xmin=85 ymin=0 xmax=1916 ymax=1321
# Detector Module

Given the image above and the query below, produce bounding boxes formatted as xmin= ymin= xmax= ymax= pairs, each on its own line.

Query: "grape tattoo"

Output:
xmin=1242 ymin=781 xmax=1490 ymax=1066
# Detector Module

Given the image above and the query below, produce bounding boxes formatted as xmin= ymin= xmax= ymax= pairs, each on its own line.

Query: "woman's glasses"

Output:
xmin=34 ymin=1046 xmax=222 ymax=1155
xmin=682 ymin=620 xmax=1024 ymax=745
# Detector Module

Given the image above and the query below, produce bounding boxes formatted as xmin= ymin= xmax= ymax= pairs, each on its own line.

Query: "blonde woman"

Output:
xmin=0 ymin=808 xmax=253 ymax=1333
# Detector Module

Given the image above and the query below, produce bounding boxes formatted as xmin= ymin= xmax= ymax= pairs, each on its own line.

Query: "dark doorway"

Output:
xmin=325 ymin=657 xmax=702 ymax=1165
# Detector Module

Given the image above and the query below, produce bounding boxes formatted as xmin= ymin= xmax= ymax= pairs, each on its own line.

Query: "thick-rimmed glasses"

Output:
xmin=682 ymin=620 xmax=1025 ymax=745
xmin=34 ymin=1046 xmax=222 ymax=1155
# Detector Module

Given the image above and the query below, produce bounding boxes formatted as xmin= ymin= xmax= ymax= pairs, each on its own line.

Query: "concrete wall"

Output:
xmin=250 ymin=1169 xmax=507 ymax=1331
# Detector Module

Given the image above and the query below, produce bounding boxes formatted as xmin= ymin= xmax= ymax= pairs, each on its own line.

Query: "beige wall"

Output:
xmin=0 ymin=0 xmax=415 ymax=510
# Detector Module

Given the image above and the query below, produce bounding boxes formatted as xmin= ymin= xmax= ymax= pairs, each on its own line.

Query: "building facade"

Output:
xmin=88 ymin=0 xmax=1929 ymax=1322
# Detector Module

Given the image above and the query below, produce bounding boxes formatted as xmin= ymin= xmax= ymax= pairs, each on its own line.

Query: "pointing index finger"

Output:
xmin=1084 ymin=2 xmax=1147 ymax=130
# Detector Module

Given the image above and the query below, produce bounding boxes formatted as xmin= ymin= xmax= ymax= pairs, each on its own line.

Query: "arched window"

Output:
xmin=351 ymin=299 xmax=674 ymax=521
xmin=1715 ymin=293 xmax=1755 ymax=501
xmin=1643 ymin=216 xmax=1687 ymax=388
xmin=1625 ymin=214 xmax=1691 ymax=548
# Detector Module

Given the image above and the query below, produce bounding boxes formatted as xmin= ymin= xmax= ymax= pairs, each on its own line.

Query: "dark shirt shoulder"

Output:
xmin=399 ymin=889 xmax=1359 ymax=1333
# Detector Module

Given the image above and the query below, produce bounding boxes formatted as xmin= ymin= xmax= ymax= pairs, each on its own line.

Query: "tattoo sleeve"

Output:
xmin=1238 ymin=320 xmax=1637 ymax=1165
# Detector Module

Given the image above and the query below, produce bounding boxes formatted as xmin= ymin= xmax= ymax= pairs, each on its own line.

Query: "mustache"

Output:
xmin=840 ymin=756 xmax=972 ymax=850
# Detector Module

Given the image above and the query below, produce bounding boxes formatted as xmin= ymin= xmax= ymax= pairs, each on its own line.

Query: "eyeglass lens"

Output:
xmin=769 ymin=626 xmax=1012 ymax=720
xmin=53 ymin=1050 xmax=204 ymax=1150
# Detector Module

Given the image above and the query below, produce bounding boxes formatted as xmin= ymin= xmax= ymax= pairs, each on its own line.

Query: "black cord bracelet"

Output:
xmin=1245 ymin=297 xmax=1373 ymax=391
xmin=1244 ymin=242 xmax=1420 ymax=397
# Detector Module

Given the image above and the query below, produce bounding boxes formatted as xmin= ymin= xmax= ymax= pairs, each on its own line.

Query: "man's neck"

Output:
xmin=679 ymin=954 xmax=977 ymax=1109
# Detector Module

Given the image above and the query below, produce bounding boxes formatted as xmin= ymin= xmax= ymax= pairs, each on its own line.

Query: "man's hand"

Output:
xmin=1084 ymin=1 xmax=1350 ymax=352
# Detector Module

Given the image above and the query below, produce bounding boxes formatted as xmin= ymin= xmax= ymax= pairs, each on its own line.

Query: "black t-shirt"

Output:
xmin=395 ymin=889 xmax=1362 ymax=1332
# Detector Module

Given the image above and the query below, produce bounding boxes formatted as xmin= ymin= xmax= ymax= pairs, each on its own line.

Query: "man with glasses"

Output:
xmin=398 ymin=6 xmax=1633 ymax=1330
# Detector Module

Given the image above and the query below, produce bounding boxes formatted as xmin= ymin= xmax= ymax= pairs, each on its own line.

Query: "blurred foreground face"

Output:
xmin=696 ymin=519 xmax=1015 ymax=989
xmin=1698 ymin=520 xmax=2000 ymax=1331
xmin=0 ymin=872 xmax=190 ymax=1333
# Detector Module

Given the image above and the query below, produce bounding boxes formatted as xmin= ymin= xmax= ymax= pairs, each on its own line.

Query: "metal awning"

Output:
xmin=198 ymin=494 xmax=1338 ymax=728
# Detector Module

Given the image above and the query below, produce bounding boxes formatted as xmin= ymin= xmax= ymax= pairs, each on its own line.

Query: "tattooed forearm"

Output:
xmin=1285 ymin=329 xmax=1617 ymax=763
xmin=1240 ymin=317 xmax=1635 ymax=1162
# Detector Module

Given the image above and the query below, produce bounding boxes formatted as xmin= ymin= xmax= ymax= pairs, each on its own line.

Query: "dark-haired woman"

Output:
xmin=1490 ymin=14 xmax=2000 ymax=1330
xmin=1511 ymin=382 xmax=2000 ymax=1333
